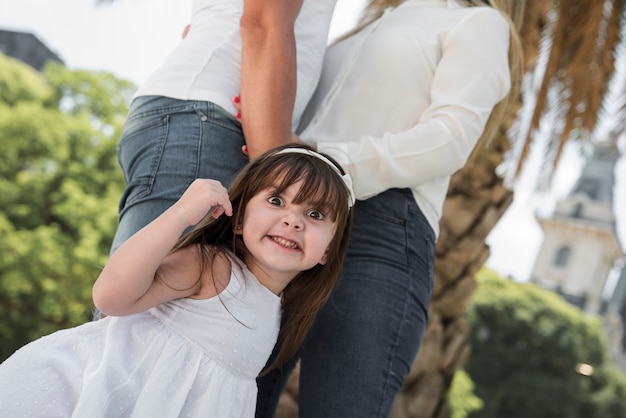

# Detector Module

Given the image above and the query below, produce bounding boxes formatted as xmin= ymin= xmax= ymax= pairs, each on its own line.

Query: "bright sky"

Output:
xmin=1 ymin=0 xmax=624 ymax=283
xmin=0 ymin=0 xmax=366 ymax=85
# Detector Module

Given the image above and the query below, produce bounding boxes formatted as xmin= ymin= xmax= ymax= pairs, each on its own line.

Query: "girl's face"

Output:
xmin=239 ymin=179 xmax=338 ymax=295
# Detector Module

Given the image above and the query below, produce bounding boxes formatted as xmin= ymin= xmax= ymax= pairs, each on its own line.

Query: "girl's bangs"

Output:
xmin=265 ymin=159 xmax=346 ymax=220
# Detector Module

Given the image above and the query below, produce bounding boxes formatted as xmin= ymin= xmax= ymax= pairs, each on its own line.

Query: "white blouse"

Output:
xmin=299 ymin=0 xmax=511 ymax=236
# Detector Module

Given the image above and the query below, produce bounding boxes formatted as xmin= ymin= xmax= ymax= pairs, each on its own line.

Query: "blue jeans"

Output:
xmin=256 ymin=188 xmax=435 ymax=417
xmin=110 ymin=96 xmax=247 ymax=253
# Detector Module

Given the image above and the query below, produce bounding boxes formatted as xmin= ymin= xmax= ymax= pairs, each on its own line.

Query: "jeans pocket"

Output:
xmin=406 ymin=200 xmax=436 ymax=295
xmin=350 ymin=192 xmax=411 ymax=268
xmin=116 ymin=113 xmax=169 ymax=211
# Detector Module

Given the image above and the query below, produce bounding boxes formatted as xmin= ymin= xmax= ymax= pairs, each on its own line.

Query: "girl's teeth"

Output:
xmin=272 ymin=237 xmax=297 ymax=249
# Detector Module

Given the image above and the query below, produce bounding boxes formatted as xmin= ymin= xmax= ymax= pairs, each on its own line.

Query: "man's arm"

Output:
xmin=239 ymin=0 xmax=304 ymax=160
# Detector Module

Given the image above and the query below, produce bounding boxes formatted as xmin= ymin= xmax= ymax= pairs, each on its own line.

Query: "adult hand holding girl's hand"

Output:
xmin=175 ymin=179 xmax=233 ymax=227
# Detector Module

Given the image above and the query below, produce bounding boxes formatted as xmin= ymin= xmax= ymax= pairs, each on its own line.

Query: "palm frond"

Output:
xmin=595 ymin=4 xmax=626 ymax=144
xmin=510 ymin=0 xmax=626 ymax=184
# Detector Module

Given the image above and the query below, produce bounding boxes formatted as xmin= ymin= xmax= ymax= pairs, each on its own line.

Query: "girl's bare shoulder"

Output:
xmin=187 ymin=246 xmax=233 ymax=300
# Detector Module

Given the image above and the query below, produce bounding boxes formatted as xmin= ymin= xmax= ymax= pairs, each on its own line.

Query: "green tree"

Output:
xmin=465 ymin=268 xmax=626 ymax=418
xmin=448 ymin=369 xmax=484 ymax=418
xmin=581 ymin=365 xmax=626 ymax=417
xmin=0 ymin=53 xmax=134 ymax=361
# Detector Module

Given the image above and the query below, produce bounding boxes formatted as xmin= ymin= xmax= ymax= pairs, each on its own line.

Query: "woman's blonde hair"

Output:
xmin=339 ymin=0 xmax=525 ymax=149
xmin=175 ymin=144 xmax=354 ymax=373
xmin=468 ymin=0 xmax=525 ymax=149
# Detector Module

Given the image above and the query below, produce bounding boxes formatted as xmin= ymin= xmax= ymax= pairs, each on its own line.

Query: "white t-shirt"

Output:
xmin=135 ymin=0 xmax=337 ymax=131
xmin=300 ymin=0 xmax=511 ymax=236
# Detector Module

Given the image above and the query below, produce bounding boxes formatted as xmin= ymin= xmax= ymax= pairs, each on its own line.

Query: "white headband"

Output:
xmin=274 ymin=148 xmax=356 ymax=208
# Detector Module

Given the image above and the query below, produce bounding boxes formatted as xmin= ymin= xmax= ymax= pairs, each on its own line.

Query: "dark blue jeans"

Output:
xmin=110 ymin=96 xmax=247 ymax=254
xmin=256 ymin=188 xmax=435 ymax=417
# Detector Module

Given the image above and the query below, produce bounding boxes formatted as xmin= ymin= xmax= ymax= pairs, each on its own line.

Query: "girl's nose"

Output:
xmin=282 ymin=213 xmax=303 ymax=230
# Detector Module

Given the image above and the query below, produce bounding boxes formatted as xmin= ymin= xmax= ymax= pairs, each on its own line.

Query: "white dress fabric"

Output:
xmin=0 ymin=261 xmax=281 ymax=418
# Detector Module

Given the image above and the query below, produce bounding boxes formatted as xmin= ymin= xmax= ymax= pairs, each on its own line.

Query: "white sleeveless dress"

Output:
xmin=0 ymin=261 xmax=281 ymax=417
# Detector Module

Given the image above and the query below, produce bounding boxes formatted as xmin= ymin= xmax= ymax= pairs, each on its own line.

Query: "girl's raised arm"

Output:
xmin=93 ymin=179 xmax=233 ymax=316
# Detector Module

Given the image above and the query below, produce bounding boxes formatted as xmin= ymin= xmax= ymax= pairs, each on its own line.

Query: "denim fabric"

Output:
xmin=110 ymin=96 xmax=247 ymax=254
xmin=256 ymin=188 xmax=435 ymax=418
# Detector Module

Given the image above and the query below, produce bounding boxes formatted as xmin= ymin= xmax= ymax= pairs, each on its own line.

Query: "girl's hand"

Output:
xmin=233 ymin=94 xmax=242 ymax=121
xmin=232 ymin=95 xmax=249 ymax=156
xmin=175 ymin=179 xmax=233 ymax=227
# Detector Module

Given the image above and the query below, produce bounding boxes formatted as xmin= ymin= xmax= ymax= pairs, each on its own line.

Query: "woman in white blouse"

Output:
xmin=255 ymin=0 xmax=523 ymax=417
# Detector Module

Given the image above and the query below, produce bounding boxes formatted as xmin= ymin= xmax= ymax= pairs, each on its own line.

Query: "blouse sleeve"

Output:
xmin=316 ymin=8 xmax=512 ymax=200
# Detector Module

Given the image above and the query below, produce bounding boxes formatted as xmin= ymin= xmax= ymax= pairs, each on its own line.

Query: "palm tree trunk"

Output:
xmin=389 ymin=125 xmax=515 ymax=418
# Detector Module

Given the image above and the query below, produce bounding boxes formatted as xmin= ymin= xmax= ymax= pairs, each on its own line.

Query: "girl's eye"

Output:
xmin=267 ymin=196 xmax=284 ymax=206
xmin=306 ymin=209 xmax=325 ymax=220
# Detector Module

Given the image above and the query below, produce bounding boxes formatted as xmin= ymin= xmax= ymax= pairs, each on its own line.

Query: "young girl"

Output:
xmin=0 ymin=144 xmax=354 ymax=417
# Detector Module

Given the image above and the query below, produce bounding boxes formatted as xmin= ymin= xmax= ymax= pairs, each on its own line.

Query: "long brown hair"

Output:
xmin=174 ymin=143 xmax=353 ymax=372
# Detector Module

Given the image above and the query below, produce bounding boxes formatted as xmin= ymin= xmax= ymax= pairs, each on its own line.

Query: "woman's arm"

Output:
xmin=315 ymin=9 xmax=512 ymax=200
xmin=93 ymin=179 xmax=232 ymax=316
